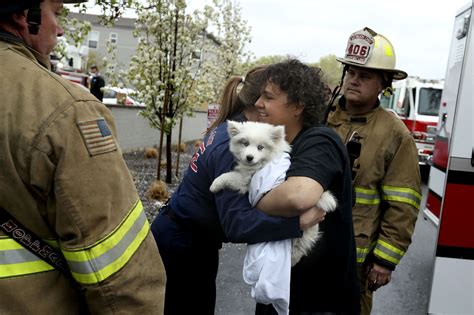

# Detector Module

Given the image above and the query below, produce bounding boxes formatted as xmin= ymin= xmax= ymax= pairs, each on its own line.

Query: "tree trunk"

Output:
xmin=164 ymin=7 xmax=180 ymax=184
xmin=165 ymin=132 xmax=172 ymax=183
xmin=157 ymin=89 xmax=170 ymax=181
xmin=175 ymin=117 xmax=184 ymax=177
xmin=156 ymin=114 xmax=165 ymax=182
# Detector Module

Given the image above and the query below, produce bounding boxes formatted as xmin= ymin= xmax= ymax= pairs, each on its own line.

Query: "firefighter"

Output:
xmin=326 ymin=27 xmax=422 ymax=315
xmin=0 ymin=1 xmax=166 ymax=313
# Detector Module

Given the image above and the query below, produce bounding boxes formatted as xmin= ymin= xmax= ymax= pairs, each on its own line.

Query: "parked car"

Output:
xmin=102 ymin=86 xmax=145 ymax=107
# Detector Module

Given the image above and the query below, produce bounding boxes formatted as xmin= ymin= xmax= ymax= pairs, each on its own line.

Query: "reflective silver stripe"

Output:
xmin=356 ymin=247 xmax=369 ymax=263
xmin=0 ymin=239 xmax=55 ymax=277
xmin=374 ymin=239 xmax=405 ymax=265
xmin=67 ymin=208 xmax=147 ymax=275
xmin=381 ymin=185 xmax=422 ymax=209
xmin=0 ymin=248 xmax=40 ymax=264
xmin=355 ymin=187 xmax=381 ymax=205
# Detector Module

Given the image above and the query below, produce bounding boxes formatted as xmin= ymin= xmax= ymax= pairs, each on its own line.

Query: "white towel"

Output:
xmin=243 ymin=153 xmax=292 ymax=315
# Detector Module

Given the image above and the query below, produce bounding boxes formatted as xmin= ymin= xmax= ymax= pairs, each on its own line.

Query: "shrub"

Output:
xmin=146 ymin=180 xmax=170 ymax=201
xmin=171 ymin=143 xmax=186 ymax=153
xmin=144 ymin=148 xmax=158 ymax=159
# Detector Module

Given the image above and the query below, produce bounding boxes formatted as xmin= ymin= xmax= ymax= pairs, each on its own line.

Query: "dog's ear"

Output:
xmin=270 ymin=125 xmax=285 ymax=143
xmin=227 ymin=120 xmax=241 ymax=137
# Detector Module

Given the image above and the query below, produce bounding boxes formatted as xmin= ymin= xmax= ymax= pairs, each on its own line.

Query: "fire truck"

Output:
xmin=425 ymin=2 xmax=473 ymax=314
xmin=56 ymin=68 xmax=89 ymax=88
xmin=380 ymin=76 xmax=444 ymax=170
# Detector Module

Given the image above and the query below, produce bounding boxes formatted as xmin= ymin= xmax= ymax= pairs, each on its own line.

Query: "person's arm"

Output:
xmin=258 ymin=129 xmax=342 ymax=217
xmin=215 ymin=190 xmax=302 ymax=244
xmin=249 ymin=153 xmax=327 ymax=228
xmin=32 ymin=100 xmax=166 ymax=313
xmin=209 ymin=141 xmax=301 ymax=244
xmin=374 ymin=130 xmax=422 ymax=271
xmin=257 ymin=176 xmax=324 ymax=216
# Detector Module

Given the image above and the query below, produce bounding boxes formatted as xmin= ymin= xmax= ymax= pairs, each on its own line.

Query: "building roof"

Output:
xmin=68 ymin=12 xmax=135 ymax=29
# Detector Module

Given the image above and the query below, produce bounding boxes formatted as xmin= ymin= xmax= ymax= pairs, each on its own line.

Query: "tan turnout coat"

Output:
xmin=0 ymin=36 xmax=165 ymax=314
xmin=328 ymin=102 xmax=422 ymax=270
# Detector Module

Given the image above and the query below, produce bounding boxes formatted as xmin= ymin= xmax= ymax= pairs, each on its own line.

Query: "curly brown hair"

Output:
xmin=262 ymin=59 xmax=331 ymax=128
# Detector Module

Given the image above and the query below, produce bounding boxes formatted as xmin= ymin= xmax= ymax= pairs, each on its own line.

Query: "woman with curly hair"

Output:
xmin=254 ymin=59 xmax=360 ymax=314
xmin=150 ymin=64 xmax=326 ymax=314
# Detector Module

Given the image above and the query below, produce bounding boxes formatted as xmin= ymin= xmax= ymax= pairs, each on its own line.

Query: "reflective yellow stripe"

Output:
xmin=356 ymin=247 xmax=370 ymax=263
xmin=0 ymin=238 xmax=54 ymax=278
xmin=62 ymin=200 xmax=149 ymax=284
xmin=355 ymin=187 xmax=381 ymax=205
xmin=0 ymin=259 xmax=54 ymax=278
xmin=356 ymin=241 xmax=377 ymax=264
xmin=1 ymin=238 xmax=24 ymax=250
xmin=381 ymin=185 xmax=422 ymax=209
xmin=383 ymin=195 xmax=420 ymax=208
xmin=0 ymin=237 xmax=58 ymax=250
xmin=374 ymin=239 xmax=405 ymax=265
xmin=373 ymin=248 xmax=399 ymax=264
xmin=377 ymin=239 xmax=405 ymax=256
xmin=355 ymin=187 xmax=377 ymax=195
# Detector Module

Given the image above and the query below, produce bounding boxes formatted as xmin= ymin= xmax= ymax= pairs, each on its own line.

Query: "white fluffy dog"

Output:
xmin=210 ymin=120 xmax=337 ymax=265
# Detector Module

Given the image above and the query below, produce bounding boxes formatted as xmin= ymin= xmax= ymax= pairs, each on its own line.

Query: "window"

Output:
xmin=109 ymin=32 xmax=118 ymax=45
xmin=418 ymin=88 xmax=442 ymax=116
xmin=394 ymin=88 xmax=411 ymax=117
xmin=391 ymin=88 xmax=402 ymax=113
xmin=88 ymin=31 xmax=99 ymax=49
xmin=379 ymin=93 xmax=393 ymax=109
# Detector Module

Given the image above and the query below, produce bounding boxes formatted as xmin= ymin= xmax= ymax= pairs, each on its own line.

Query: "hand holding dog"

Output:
xmin=299 ymin=206 xmax=326 ymax=230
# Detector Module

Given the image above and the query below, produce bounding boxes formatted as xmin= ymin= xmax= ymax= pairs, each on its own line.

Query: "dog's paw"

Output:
xmin=210 ymin=177 xmax=224 ymax=193
xmin=317 ymin=191 xmax=337 ymax=213
xmin=238 ymin=186 xmax=249 ymax=194
xmin=209 ymin=182 xmax=218 ymax=193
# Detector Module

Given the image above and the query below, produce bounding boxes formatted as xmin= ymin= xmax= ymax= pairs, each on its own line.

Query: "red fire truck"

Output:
xmin=425 ymin=2 xmax=473 ymax=313
xmin=56 ymin=68 xmax=89 ymax=88
xmin=380 ymin=76 xmax=444 ymax=170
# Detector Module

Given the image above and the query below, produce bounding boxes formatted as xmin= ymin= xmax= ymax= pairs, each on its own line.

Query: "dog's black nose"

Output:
xmin=246 ymin=155 xmax=254 ymax=162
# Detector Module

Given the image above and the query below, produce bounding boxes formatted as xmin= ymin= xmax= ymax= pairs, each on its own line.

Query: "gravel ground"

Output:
xmin=123 ymin=145 xmax=195 ymax=222
xmin=124 ymin=146 xmax=257 ymax=314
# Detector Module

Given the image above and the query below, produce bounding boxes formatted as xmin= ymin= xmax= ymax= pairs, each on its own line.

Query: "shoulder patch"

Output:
xmin=78 ymin=118 xmax=117 ymax=156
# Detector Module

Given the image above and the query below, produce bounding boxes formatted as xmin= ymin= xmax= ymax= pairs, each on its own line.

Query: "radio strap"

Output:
xmin=0 ymin=207 xmax=74 ymax=281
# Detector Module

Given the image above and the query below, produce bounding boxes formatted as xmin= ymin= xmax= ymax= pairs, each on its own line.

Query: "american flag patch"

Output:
xmin=78 ymin=118 xmax=117 ymax=156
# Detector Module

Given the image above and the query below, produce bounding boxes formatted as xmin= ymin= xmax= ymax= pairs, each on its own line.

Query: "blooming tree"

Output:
xmin=128 ymin=0 xmax=251 ymax=183
xmin=55 ymin=8 xmax=91 ymax=62
xmin=191 ymin=0 xmax=252 ymax=107
xmin=57 ymin=1 xmax=138 ymax=60
xmin=77 ymin=0 xmax=136 ymax=26
xmin=58 ymin=0 xmax=252 ymax=185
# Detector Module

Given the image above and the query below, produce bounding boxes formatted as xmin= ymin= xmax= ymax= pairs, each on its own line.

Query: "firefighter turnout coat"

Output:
xmin=327 ymin=100 xmax=422 ymax=271
xmin=0 ymin=34 xmax=166 ymax=314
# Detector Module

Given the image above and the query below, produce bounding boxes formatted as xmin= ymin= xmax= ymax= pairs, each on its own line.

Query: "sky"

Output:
xmin=74 ymin=0 xmax=470 ymax=79
xmin=201 ymin=0 xmax=471 ymax=79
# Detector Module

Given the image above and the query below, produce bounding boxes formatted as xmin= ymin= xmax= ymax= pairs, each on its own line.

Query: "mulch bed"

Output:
xmin=123 ymin=145 xmax=195 ymax=222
